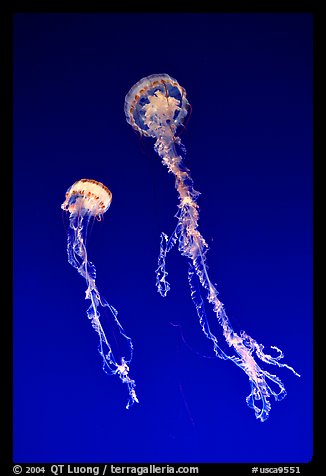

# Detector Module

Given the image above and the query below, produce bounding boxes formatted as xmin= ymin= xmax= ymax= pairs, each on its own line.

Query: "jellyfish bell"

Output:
xmin=61 ymin=178 xmax=112 ymax=218
xmin=124 ymin=73 xmax=190 ymax=139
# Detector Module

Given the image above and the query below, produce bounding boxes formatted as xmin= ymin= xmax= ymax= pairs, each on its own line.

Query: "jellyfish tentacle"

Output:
xmin=188 ymin=263 xmax=230 ymax=361
xmin=158 ymin=140 xmax=299 ymax=420
xmin=155 ymin=222 xmax=182 ymax=297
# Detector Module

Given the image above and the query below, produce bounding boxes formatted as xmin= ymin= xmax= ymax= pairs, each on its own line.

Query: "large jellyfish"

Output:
xmin=124 ymin=74 xmax=299 ymax=421
xmin=61 ymin=178 xmax=138 ymax=409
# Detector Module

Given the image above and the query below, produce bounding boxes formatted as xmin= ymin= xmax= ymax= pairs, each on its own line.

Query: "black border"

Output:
xmin=2 ymin=1 xmax=321 ymax=474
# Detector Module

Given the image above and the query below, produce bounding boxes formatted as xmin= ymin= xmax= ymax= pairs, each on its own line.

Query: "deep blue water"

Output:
xmin=13 ymin=13 xmax=312 ymax=463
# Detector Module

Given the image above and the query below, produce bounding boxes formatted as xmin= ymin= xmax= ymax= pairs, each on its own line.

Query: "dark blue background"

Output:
xmin=13 ymin=13 xmax=312 ymax=463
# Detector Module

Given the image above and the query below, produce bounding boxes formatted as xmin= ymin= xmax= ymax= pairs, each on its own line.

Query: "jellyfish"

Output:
xmin=124 ymin=74 xmax=299 ymax=421
xmin=61 ymin=178 xmax=138 ymax=409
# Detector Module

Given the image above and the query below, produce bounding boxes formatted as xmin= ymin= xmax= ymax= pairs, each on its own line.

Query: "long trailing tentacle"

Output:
xmin=153 ymin=134 xmax=299 ymax=421
xmin=66 ymin=212 xmax=138 ymax=409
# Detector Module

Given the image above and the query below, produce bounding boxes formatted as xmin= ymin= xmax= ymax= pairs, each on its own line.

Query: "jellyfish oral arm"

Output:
xmin=157 ymin=140 xmax=300 ymax=421
xmin=66 ymin=212 xmax=139 ymax=409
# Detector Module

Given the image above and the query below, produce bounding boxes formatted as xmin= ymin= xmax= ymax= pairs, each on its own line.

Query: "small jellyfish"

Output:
xmin=125 ymin=74 xmax=299 ymax=421
xmin=61 ymin=178 xmax=138 ymax=409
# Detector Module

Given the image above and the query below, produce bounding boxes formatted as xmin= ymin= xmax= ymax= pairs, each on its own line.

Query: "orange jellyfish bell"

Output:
xmin=61 ymin=178 xmax=112 ymax=217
